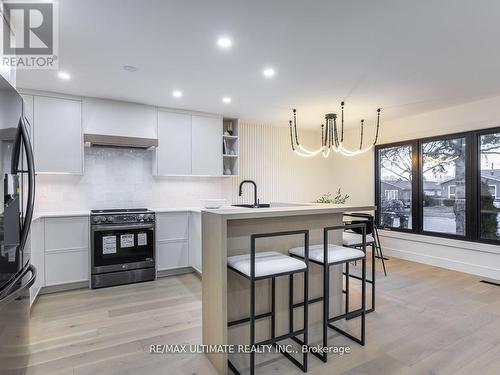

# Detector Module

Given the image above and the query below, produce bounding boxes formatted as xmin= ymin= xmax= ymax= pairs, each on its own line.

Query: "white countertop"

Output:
xmin=33 ymin=207 xmax=204 ymax=219
xmin=32 ymin=204 xmax=374 ymax=220
xmin=32 ymin=210 xmax=90 ymax=220
xmin=204 ymin=203 xmax=375 ymax=219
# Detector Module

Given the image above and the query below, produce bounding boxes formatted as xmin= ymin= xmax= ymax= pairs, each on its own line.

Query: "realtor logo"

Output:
xmin=1 ymin=1 xmax=59 ymax=69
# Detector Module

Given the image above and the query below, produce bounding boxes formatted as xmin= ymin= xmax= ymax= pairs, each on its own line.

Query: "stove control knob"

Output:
xmin=106 ymin=216 xmax=114 ymax=223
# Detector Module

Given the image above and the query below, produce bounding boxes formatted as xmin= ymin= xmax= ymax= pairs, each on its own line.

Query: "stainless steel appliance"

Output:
xmin=90 ymin=208 xmax=155 ymax=288
xmin=0 ymin=75 xmax=36 ymax=372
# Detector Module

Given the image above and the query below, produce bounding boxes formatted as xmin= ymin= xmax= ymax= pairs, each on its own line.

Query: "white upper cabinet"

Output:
xmin=156 ymin=111 xmax=191 ymax=175
xmin=82 ymin=98 xmax=156 ymax=138
xmin=33 ymin=96 xmax=83 ymax=174
xmin=191 ymin=115 xmax=223 ymax=176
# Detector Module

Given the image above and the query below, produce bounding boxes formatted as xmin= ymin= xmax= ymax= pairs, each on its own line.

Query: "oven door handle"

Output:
xmin=92 ymin=223 xmax=155 ymax=231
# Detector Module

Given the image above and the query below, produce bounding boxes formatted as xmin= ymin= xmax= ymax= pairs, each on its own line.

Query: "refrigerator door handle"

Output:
xmin=10 ymin=116 xmax=36 ymax=254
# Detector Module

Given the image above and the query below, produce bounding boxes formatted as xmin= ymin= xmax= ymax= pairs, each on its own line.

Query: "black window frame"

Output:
xmin=375 ymin=126 xmax=500 ymax=245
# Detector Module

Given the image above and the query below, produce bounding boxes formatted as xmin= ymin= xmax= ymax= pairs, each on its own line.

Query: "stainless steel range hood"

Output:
xmin=83 ymin=133 xmax=158 ymax=149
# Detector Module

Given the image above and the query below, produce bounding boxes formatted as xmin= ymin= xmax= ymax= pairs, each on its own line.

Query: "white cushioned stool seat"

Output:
xmin=227 ymin=251 xmax=307 ymax=278
xmin=289 ymin=244 xmax=365 ymax=264
xmin=343 ymin=231 xmax=375 ymax=246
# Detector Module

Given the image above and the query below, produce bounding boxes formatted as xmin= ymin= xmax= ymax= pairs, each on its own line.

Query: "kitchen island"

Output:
xmin=202 ymin=203 xmax=374 ymax=374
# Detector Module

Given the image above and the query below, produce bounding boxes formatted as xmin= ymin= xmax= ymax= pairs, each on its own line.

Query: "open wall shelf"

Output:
xmin=222 ymin=118 xmax=239 ymax=175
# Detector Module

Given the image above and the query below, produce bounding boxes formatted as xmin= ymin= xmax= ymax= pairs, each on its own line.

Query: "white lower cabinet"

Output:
xmin=29 ymin=217 xmax=44 ymax=305
xmin=155 ymin=211 xmax=202 ymax=273
xmin=157 ymin=241 xmax=189 ymax=271
xmin=156 ymin=212 xmax=190 ymax=271
xmin=44 ymin=216 xmax=89 ymax=286
xmin=45 ymin=250 xmax=89 ymax=286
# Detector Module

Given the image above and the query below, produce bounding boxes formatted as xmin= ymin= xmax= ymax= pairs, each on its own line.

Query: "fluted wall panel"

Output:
xmin=231 ymin=121 xmax=335 ymax=205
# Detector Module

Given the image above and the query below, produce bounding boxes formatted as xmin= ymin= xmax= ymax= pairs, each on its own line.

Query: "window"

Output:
xmin=488 ymin=185 xmax=497 ymax=199
xmin=375 ymin=127 xmax=500 ymax=244
xmin=448 ymin=185 xmax=456 ymax=198
xmin=377 ymin=144 xmax=413 ymax=230
xmin=385 ymin=190 xmax=399 ymax=200
xmin=479 ymin=132 xmax=500 ymax=241
xmin=422 ymin=137 xmax=466 ymax=236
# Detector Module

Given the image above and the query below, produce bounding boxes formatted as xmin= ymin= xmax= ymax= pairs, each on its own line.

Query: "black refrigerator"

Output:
xmin=0 ymin=75 xmax=36 ymax=373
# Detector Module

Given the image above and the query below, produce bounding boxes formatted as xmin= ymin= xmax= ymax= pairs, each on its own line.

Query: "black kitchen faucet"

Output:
xmin=238 ymin=180 xmax=258 ymax=207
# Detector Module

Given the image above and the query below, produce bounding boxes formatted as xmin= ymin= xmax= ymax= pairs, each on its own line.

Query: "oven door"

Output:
xmin=91 ymin=223 xmax=155 ymax=274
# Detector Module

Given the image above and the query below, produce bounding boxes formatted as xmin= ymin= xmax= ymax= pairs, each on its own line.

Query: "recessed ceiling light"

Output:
xmin=57 ymin=72 xmax=70 ymax=80
xmin=123 ymin=65 xmax=138 ymax=72
xmin=222 ymin=97 xmax=231 ymax=104
xmin=217 ymin=36 xmax=232 ymax=49
xmin=263 ymin=67 xmax=275 ymax=78
xmin=172 ymin=90 xmax=183 ymax=98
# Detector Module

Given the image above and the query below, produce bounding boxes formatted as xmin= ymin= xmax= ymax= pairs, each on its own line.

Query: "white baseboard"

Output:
xmin=383 ymin=246 xmax=500 ymax=281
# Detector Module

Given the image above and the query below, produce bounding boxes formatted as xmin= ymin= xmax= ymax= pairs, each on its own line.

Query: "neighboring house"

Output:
xmin=439 ymin=178 xmax=461 ymax=199
xmin=380 ymin=180 xmax=411 ymax=202
xmin=438 ymin=169 xmax=500 ymax=200
xmin=423 ymin=181 xmax=441 ymax=196
xmin=381 ymin=180 xmax=442 ymax=201
xmin=382 ymin=171 xmax=500 ymax=203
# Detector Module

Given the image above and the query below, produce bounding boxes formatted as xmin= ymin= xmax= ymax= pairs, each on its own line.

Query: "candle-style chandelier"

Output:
xmin=289 ymin=102 xmax=381 ymax=158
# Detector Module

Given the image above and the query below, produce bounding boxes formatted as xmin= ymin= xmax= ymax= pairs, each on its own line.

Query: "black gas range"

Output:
xmin=90 ymin=208 xmax=156 ymax=288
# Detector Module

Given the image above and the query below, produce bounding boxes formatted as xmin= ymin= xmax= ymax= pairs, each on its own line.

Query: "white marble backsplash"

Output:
xmin=35 ymin=147 xmax=233 ymax=212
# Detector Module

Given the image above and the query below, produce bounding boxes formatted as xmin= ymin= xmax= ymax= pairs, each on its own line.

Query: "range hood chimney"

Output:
xmin=84 ymin=133 xmax=158 ymax=149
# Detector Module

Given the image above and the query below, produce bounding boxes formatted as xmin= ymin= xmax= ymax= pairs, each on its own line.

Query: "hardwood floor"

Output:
xmin=27 ymin=259 xmax=500 ymax=375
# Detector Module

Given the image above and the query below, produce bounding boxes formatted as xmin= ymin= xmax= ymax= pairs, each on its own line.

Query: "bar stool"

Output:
xmin=342 ymin=213 xmax=387 ymax=314
xmin=288 ymin=223 xmax=367 ymax=363
xmin=227 ymin=229 xmax=309 ymax=375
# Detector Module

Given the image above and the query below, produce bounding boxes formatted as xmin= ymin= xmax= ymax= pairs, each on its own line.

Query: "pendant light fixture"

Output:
xmin=289 ymin=102 xmax=381 ymax=158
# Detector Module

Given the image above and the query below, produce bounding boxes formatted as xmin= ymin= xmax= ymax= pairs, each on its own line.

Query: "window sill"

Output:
xmin=378 ymin=229 xmax=500 ymax=255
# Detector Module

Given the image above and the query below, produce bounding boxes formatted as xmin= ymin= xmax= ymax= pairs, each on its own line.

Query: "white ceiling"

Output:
xmin=17 ymin=0 xmax=500 ymax=128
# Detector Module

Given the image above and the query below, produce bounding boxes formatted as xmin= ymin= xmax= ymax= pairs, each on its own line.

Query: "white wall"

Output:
xmin=330 ymin=95 xmax=500 ymax=280
xmin=35 ymin=121 xmax=336 ymax=211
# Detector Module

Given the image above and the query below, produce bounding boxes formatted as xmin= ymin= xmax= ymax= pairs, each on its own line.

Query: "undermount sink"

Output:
xmin=232 ymin=203 xmax=271 ymax=208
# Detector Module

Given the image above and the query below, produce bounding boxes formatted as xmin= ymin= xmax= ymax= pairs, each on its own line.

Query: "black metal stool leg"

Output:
xmin=289 ymin=274 xmax=294 ymax=333
xmin=361 ymin=256 xmax=366 ymax=345
xmin=302 ymin=265 xmax=309 ymax=371
xmin=271 ymin=277 xmax=276 ymax=339
xmin=371 ymin=243 xmax=376 ymax=312
xmin=250 ymin=277 xmax=255 ymax=375
xmin=345 ymin=262 xmax=350 ymax=315
xmin=322 ymin=263 xmax=329 ymax=363
xmin=374 ymin=226 xmax=388 ymax=276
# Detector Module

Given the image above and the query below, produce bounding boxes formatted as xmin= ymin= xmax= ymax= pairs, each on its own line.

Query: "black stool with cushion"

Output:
xmin=288 ymin=223 xmax=367 ymax=363
xmin=227 ymin=229 xmax=310 ymax=375
xmin=343 ymin=213 xmax=387 ymax=313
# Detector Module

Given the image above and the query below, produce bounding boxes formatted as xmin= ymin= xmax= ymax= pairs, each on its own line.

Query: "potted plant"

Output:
xmin=315 ymin=189 xmax=350 ymax=204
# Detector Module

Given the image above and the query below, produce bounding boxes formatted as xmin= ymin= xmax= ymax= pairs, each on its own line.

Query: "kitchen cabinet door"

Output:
xmin=191 ymin=115 xmax=222 ymax=176
xmin=156 ymin=241 xmax=189 ymax=270
xmin=82 ymin=98 xmax=156 ymax=138
xmin=189 ymin=212 xmax=201 ymax=273
xmin=44 ymin=216 xmax=89 ymax=286
xmin=156 ymin=111 xmax=191 ymax=175
xmin=156 ymin=212 xmax=189 ymax=240
xmin=34 ymin=96 xmax=83 ymax=174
